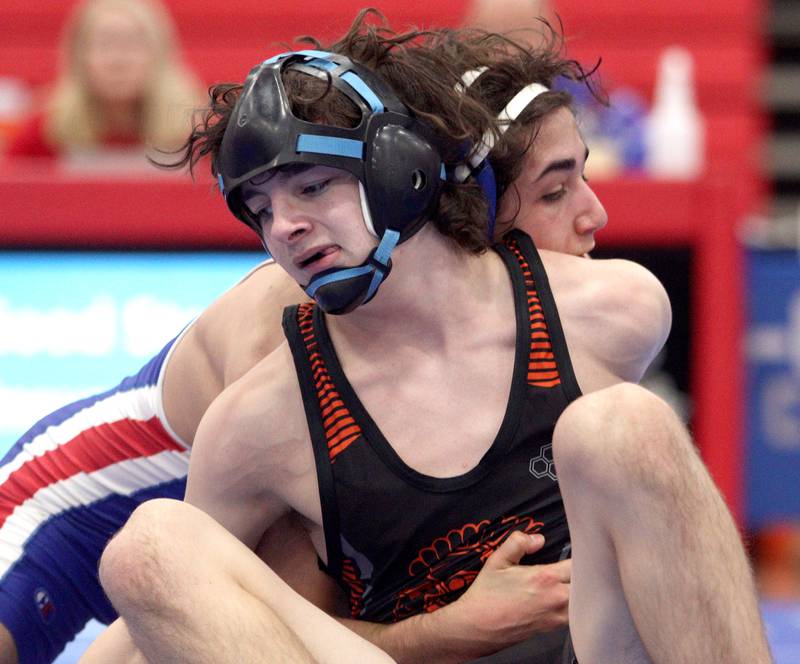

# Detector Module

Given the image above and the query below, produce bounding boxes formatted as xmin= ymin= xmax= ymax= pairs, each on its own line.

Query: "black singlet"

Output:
xmin=283 ymin=230 xmax=581 ymax=661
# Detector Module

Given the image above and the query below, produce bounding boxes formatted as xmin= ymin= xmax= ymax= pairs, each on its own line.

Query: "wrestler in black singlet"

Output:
xmin=284 ymin=229 xmax=581 ymax=664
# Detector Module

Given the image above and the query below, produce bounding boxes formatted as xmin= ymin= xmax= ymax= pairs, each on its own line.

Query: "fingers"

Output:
xmin=481 ymin=532 xmax=572 ymax=586
xmin=547 ymin=558 xmax=571 ymax=584
xmin=483 ymin=531 xmax=545 ymax=570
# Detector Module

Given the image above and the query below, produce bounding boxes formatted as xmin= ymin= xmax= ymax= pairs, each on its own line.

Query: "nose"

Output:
xmin=575 ymin=181 xmax=608 ymax=235
xmin=267 ymin=191 xmax=312 ymax=245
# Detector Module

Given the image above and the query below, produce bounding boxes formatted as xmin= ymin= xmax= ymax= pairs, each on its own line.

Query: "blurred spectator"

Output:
xmin=464 ymin=0 xmax=650 ymax=181
xmin=462 ymin=0 xmax=553 ymax=43
xmin=0 ymin=77 xmax=32 ymax=152
xmin=5 ymin=0 xmax=202 ymax=166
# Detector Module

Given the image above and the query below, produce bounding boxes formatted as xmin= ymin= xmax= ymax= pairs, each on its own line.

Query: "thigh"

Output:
xmin=0 ymin=477 xmax=187 ymax=664
xmin=564 ymin=499 xmax=651 ymax=664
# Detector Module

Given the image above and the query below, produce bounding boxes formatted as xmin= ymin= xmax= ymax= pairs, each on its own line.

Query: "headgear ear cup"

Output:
xmin=364 ymin=123 xmax=444 ymax=240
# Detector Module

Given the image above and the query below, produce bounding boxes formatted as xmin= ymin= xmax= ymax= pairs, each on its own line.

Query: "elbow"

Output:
xmin=605 ymin=262 xmax=673 ymax=382
xmin=628 ymin=277 xmax=672 ymax=379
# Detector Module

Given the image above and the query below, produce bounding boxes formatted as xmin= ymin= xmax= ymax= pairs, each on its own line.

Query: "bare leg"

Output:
xmin=0 ymin=624 xmax=18 ymax=664
xmin=79 ymin=619 xmax=147 ymax=664
xmin=98 ymin=499 xmax=396 ymax=664
xmin=553 ymin=383 xmax=772 ymax=664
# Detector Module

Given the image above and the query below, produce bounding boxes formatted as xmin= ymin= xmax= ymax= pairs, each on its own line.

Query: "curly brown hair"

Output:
xmin=165 ymin=9 xmax=600 ymax=254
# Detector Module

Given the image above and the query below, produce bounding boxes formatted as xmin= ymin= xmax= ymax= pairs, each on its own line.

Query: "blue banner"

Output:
xmin=746 ymin=249 xmax=800 ymax=529
xmin=0 ymin=251 xmax=263 ymax=454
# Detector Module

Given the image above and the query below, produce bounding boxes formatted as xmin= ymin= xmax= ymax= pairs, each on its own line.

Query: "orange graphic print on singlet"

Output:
xmin=341 ymin=556 xmax=367 ymax=618
xmin=391 ymin=515 xmax=544 ymax=620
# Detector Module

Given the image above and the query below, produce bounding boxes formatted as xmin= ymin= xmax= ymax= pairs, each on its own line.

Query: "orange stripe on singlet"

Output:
xmin=328 ymin=427 xmax=362 ymax=458
xmin=505 ymin=237 xmax=562 ymax=389
xmin=297 ymin=303 xmax=362 ymax=461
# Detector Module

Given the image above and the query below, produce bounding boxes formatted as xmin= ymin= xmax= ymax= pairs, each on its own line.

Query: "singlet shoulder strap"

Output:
xmin=281 ymin=303 xmax=344 ymax=576
xmin=499 ymin=230 xmax=582 ymax=402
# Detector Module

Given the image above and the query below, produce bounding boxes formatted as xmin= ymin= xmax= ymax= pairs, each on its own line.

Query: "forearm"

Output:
xmin=338 ymin=608 xmax=483 ymax=664
xmin=332 ymin=532 xmax=570 ymax=663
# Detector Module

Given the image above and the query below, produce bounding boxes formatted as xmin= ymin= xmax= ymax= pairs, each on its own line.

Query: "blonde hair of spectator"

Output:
xmin=45 ymin=0 xmax=202 ymax=153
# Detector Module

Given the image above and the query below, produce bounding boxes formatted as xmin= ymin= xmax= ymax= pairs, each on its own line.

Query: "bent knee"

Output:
xmin=553 ymin=383 xmax=692 ymax=490
xmin=553 ymin=383 xmax=656 ymax=463
xmin=99 ymin=499 xmax=192 ymax=610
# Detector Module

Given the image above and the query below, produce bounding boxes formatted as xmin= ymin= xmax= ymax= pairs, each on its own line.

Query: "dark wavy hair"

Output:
xmin=165 ymin=9 xmax=601 ymax=254
xmin=459 ymin=23 xmax=604 ymax=237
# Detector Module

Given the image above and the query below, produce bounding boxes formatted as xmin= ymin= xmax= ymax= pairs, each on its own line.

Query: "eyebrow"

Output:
xmin=249 ymin=163 xmax=313 ymax=186
xmin=243 ymin=163 xmax=318 ymax=211
xmin=535 ymin=146 xmax=590 ymax=182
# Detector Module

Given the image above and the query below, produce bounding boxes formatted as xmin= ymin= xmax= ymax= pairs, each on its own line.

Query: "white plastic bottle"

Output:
xmin=644 ymin=46 xmax=706 ymax=179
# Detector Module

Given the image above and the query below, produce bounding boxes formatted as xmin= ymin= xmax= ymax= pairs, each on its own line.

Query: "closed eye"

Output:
xmin=302 ymin=179 xmax=331 ymax=196
xmin=245 ymin=197 xmax=272 ymax=227
xmin=542 ymin=185 xmax=566 ymax=203
xmin=251 ymin=204 xmax=272 ymax=225
xmin=244 ymin=193 xmax=272 ymax=223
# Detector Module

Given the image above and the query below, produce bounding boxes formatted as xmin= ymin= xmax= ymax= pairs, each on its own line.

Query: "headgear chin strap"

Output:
xmin=455 ymin=71 xmax=550 ymax=239
xmin=303 ymin=229 xmax=399 ymax=315
xmin=216 ymin=50 xmax=445 ymax=315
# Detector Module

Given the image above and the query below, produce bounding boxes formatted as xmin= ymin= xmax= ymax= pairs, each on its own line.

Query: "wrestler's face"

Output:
xmin=497 ymin=107 xmax=607 ymax=256
xmin=241 ymin=165 xmax=376 ymax=285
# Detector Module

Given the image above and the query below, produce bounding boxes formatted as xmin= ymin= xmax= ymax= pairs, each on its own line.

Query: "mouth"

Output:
xmin=295 ymin=245 xmax=341 ymax=274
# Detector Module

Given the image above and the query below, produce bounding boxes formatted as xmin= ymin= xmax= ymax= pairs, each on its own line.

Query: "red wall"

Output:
xmin=0 ymin=1 xmax=768 ymax=521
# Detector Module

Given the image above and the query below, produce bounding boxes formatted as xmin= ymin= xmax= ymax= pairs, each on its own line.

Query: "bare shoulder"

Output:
xmin=194 ymin=261 xmax=307 ymax=383
xmin=539 ymin=251 xmax=669 ymax=311
xmin=185 ymin=340 xmax=314 ymax=545
xmin=196 ymin=340 xmax=308 ymax=470
xmin=185 ymin=340 xmax=313 ymax=532
xmin=163 ymin=261 xmax=306 ymax=443
xmin=539 ymin=251 xmax=672 ymax=388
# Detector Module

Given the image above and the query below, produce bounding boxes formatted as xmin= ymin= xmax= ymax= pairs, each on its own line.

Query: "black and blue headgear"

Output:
xmin=216 ymin=50 xmax=446 ymax=315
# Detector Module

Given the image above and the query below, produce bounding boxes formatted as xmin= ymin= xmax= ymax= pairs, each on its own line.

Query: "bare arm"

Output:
xmin=544 ymin=252 xmax=672 ymax=393
xmin=587 ymin=259 xmax=672 ymax=383
xmin=184 ymin=400 xmax=288 ymax=547
xmin=294 ymin=533 xmax=570 ymax=664
xmin=163 ymin=260 xmax=305 ymax=444
xmin=255 ymin=512 xmax=344 ymax=615
xmin=0 ymin=626 xmax=17 ymax=664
